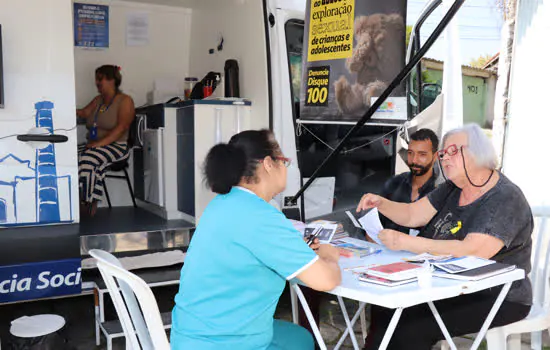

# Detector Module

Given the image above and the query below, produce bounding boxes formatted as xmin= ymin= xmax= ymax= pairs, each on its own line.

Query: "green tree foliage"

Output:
xmin=469 ymin=54 xmax=494 ymax=68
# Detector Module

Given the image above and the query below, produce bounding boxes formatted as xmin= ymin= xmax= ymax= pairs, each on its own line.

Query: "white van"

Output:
xmin=0 ymin=0 xmax=410 ymax=303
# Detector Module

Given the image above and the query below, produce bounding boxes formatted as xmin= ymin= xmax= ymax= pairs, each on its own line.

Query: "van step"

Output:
xmin=101 ymin=311 xmax=172 ymax=336
xmin=91 ymin=264 xmax=182 ymax=291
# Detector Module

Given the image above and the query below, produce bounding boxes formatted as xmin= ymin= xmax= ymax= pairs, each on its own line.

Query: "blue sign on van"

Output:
xmin=0 ymin=259 xmax=81 ymax=303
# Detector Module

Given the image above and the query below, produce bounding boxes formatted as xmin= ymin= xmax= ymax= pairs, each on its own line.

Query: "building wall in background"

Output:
xmin=423 ymin=59 xmax=496 ymax=128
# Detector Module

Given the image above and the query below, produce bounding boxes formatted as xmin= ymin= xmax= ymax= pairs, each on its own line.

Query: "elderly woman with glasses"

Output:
xmin=356 ymin=123 xmax=533 ymax=350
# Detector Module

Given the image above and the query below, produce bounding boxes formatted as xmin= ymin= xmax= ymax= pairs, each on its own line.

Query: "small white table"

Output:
xmin=290 ymin=245 xmax=525 ymax=350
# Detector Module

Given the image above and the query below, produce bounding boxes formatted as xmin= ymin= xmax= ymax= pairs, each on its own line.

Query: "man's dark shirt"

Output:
xmin=379 ymin=170 xmax=439 ymax=234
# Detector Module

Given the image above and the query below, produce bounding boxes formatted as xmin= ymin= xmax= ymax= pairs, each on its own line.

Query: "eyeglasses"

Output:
xmin=259 ymin=156 xmax=292 ymax=167
xmin=273 ymin=156 xmax=292 ymax=168
xmin=437 ymin=144 xmax=465 ymax=160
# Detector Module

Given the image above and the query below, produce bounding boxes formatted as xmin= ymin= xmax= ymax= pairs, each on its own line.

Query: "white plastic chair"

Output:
xmin=485 ymin=206 xmax=550 ymax=350
xmin=441 ymin=206 xmax=550 ymax=350
xmin=89 ymin=249 xmax=170 ymax=350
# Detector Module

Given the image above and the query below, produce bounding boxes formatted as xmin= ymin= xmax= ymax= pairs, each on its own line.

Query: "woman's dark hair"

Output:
xmin=95 ymin=65 xmax=122 ymax=91
xmin=204 ymin=129 xmax=280 ymax=194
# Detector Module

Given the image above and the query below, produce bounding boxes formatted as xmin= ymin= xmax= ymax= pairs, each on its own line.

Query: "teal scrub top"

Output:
xmin=171 ymin=187 xmax=318 ymax=350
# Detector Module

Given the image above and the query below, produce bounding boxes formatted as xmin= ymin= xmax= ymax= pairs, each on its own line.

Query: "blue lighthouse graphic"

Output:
xmin=35 ymin=101 xmax=61 ymax=223
xmin=0 ymin=101 xmax=73 ymax=227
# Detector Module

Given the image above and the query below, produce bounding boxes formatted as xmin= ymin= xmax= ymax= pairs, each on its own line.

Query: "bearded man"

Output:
xmin=377 ymin=128 xmax=440 ymax=236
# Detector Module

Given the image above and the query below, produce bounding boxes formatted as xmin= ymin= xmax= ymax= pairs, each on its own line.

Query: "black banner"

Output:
xmin=300 ymin=0 xmax=407 ymax=121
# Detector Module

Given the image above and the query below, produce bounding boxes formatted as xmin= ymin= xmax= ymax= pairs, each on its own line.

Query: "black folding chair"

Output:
xmin=102 ymin=119 xmax=139 ymax=208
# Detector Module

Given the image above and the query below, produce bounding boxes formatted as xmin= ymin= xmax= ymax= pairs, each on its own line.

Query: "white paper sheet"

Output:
xmin=433 ymin=256 xmax=495 ymax=274
xmin=345 ymin=210 xmax=362 ymax=229
xmin=403 ymin=253 xmax=453 ymax=263
xmin=304 ymin=223 xmax=337 ymax=244
xmin=126 ymin=12 xmax=149 ymax=46
xmin=358 ymin=208 xmax=384 ymax=245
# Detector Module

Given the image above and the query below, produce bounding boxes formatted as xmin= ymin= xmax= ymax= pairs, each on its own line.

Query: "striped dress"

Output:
xmin=78 ymin=94 xmax=131 ymax=203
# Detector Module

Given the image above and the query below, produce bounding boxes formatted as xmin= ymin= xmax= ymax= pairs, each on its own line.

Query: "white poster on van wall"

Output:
xmin=126 ymin=12 xmax=149 ymax=47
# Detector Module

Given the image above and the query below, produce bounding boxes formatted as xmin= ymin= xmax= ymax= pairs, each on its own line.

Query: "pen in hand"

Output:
xmin=306 ymin=227 xmax=322 ymax=246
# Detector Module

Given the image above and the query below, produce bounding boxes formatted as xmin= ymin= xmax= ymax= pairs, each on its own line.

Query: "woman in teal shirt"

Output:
xmin=171 ymin=130 xmax=341 ymax=349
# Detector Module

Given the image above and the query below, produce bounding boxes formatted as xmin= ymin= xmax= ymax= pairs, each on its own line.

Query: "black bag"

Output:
xmin=190 ymin=71 xmax=221 ymax=100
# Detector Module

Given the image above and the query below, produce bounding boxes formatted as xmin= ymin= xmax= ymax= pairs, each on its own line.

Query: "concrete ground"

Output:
xmin=0 ymin=285 xmax=548 ymax=349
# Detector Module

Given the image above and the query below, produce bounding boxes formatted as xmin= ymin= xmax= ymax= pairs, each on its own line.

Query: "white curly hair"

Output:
xmin=442 ymin=123 xmax=498 ymax=169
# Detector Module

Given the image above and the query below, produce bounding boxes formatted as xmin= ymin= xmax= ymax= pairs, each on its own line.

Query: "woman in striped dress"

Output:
xmin=77 ymin=65 xmax=135 ymax=216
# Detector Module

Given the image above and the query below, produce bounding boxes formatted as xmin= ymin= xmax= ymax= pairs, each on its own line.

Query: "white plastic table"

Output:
xmin=290 ymin=245 xmax=525 ymax=350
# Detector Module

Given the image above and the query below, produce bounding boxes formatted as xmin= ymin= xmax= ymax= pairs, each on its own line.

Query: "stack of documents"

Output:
xmin=431 ymin=256 xmax=516 ymax=281
xmin=358 ymin=262 xmax=421 ymax=287
xmin=309 ymin=220 xmax=345 ymax=234
xmin=331 ymin=237 xmax=380 ymax=258
xmin=358 ymin=274 xmax=417 ymax=287
xmin=307 ymin=220 xmax=347 ymax=241
xmin=432 ymin=256 xmax=494 ymax=273
xmin=403 ymin=253 xmax=454 ymax=263
xmin=304 ymin=223 xmax=338 ymax=244
xmin=367 ymin=262 xmax=423 ymax=281
xmin=333 ymin=231 xmax=350 ymax=240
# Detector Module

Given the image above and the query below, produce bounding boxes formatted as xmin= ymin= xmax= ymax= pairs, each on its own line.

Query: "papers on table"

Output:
xmin=433 ymin=256 xmax=495 ymax=274
xmin=290 ymin=219 xmax=306 ymax=235
xmin=332 ymin=237 xmax=381 ymax=258
xmin=309 ymin=220 xmax=348 ymax=240
xmin=358 ymin=208 xmax=384 ymax=245
xmin=403 ymin=253 xmax=454 ymax=263
xmin=367 ymin=262 xmax=423 ymax=281
xmin=432 ymin=262 xmax=516 ymax=281
xmin=358 ymin=274 xmax=417 ymax=287
xmin=292 ymin=219 xmax=348 ymax=242
xmin=304 ymin=223 xmax=338 ymax=244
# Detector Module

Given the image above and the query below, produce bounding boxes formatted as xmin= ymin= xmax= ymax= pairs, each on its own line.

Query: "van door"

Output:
xmin=264 ymin=0 xmax=306 ymax=215
xmin=265 ymin=0 xmax=396 ymax=221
